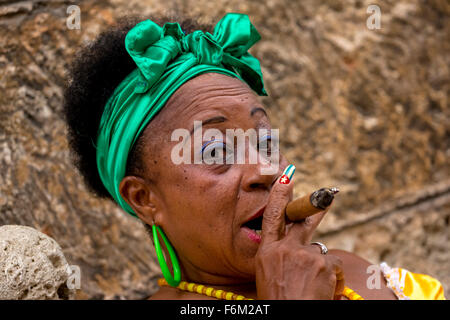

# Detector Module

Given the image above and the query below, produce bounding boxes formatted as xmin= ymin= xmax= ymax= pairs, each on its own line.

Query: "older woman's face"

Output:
xmin=139 ymin=73 xmax=289 ymax=282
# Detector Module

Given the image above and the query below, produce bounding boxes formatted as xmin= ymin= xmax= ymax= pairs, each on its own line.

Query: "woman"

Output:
xmin=63 ymin=12 xmax=445 ymax=300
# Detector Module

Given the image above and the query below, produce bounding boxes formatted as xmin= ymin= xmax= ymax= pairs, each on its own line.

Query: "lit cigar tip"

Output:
xmin=330 ymin=187 xmax=339 ymax=194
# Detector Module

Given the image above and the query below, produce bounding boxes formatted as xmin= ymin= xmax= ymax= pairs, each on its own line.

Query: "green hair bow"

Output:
xmin=96 ymin=12 xmax=268 ymax=217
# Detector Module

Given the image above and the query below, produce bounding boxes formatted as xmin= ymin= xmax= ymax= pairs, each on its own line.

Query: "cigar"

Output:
xmin=286 ymin=187 xmax=339 ymax=221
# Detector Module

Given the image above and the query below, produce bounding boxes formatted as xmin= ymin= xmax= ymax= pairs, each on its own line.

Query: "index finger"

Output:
xmin=260 ymin=164 xmax=295 ymax=245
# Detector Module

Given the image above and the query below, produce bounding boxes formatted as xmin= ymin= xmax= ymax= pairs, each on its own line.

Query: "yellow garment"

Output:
xmin=403 ymin=270 xmax=446 ymax=300
xmin=380 ymin=262 xmax=446 ymax=300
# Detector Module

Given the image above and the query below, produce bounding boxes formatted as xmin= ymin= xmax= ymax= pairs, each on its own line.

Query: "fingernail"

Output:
xmin=279 ymin=164 xmax=296 ymax=184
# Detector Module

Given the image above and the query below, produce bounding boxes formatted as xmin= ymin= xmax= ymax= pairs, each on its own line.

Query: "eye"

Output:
xmin=201 ymin=140 xmax=233 ymax=164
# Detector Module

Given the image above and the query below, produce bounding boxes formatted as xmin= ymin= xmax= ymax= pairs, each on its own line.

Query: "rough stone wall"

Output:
xmin=0 ymin=0 xmax=448 ymax=298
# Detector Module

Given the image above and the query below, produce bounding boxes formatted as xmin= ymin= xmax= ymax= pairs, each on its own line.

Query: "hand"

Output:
xmin=255 ymin=166 xmax=344 ymax=299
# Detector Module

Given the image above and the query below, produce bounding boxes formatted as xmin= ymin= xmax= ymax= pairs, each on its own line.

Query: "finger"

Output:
xmin=326 ymin=255 xmax=345 ymax=300
xmin=260 ymin=164 xmax=295 ymax=245
xmin=302 ymin=207 xmax=329 ymax=243
xmin=334 ymin=271 xmax=345 ymax=300
xmin=285 ymin=207 xmax=329 ymax=244
xmin=309 ymin=241 xmax=327 ymax=255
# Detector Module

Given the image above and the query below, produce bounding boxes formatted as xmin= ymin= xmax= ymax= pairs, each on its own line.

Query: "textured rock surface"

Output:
xmin=0 ymin=0 xmax=448 ymax=298
xmin=0 ymin=225 xmax=74 ymax=299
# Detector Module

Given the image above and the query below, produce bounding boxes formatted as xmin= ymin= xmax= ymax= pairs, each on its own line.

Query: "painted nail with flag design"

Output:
xmin=279 ymin=164 xmax=296 ymax=184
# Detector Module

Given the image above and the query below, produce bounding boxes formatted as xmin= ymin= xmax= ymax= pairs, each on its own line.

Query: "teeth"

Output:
xmin=255 ymin=230 xmax=262 ymax=235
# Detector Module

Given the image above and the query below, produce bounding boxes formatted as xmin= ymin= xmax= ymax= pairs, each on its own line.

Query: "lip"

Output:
xmin=240 ymin=204 xmax=266 ymax=244
xmin=242 ymin=227 xmax=262 ymax=243
xmin=241 ymin=205 xmax=266 ymax=226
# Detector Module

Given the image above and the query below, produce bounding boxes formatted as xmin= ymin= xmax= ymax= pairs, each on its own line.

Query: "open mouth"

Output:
xmin=241 ymin=206 xmax=266 ymax=243
xmin=242 ymin=215 xmax=263 ymax=235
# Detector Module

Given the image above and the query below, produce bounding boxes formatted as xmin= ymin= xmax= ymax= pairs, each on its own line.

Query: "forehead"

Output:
xmin=162 ymin=73 xmax=263 ymax=124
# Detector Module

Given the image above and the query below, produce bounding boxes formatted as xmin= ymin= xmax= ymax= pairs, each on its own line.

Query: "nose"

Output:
xmin=241 ymin=151 xmax=287 ymax=192
xmin=242 ymin=167 xmax=277 ymax=192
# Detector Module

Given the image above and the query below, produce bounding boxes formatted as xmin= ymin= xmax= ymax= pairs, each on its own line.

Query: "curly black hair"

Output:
xmin=63 ymin=13 xmax=215 ymax=201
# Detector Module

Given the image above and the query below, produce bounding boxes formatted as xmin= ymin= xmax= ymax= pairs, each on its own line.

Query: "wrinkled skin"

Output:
xmin=119 ymin=73 xmax=397 ymax=300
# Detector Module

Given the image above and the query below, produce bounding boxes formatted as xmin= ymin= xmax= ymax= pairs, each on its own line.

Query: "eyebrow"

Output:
xmin=250 ymin=107 xmax=268 ymax=118
xmin=189 ymin=107 xmax=268 ymax=135
xmin=190 ymin=116 xmax=227 ymax=135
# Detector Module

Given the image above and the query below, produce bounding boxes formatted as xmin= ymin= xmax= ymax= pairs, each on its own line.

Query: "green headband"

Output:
xmin=96 ymin=13 xmax=268 ymax=217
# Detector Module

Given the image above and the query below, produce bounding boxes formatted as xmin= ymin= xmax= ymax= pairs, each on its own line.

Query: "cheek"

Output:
xmin=161 ymin=164 xmax=240 ymax=236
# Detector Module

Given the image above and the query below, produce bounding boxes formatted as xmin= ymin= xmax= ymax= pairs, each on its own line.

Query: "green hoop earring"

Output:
xmin=152 ymin=225 xmax=181 ymax=287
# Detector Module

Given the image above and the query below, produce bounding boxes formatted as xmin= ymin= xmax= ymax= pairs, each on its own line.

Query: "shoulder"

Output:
xmin=329 ymin=249 xmax=373 ymax=275
xmin=329 ymin=249 xmax=397 ymax=300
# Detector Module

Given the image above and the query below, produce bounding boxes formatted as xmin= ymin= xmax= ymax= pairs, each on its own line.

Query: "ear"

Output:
xmin=119 ymin=176 xmax=163 ymax=226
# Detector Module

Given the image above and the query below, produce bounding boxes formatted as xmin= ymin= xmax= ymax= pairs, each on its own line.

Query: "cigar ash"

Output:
xmin=310 ymin=188 xmax=338 ymax=210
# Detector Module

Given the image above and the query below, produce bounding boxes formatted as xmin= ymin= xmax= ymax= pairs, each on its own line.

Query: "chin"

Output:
xmin=231 ymin=250 xmax=257 ymax=279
